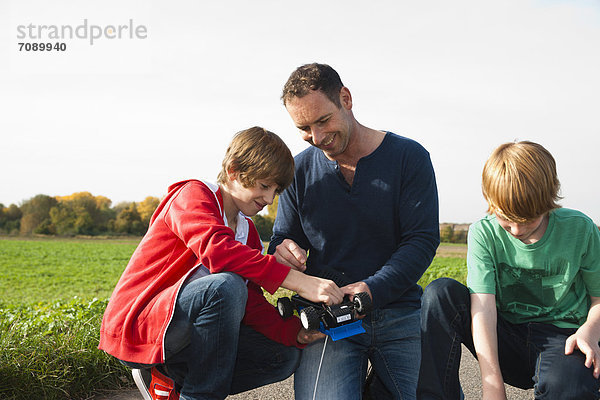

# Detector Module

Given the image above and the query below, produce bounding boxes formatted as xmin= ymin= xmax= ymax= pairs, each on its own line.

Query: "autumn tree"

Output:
xmin=4 ymin=204 xmax=22 ymax=234
xmin=1 ymin=192 xmax=165 ymax=237
xmin=19 ymin=195 xmax=58 ymax=235
xmin=137 ymin=196 xmax=160 ymax=227
xmin=440 ymin=225 xmax=454 ymax=243
xmin=112 ymin=202 xmax=145 ymax=235
xmin=49 ymin=203 xmax=77 ymax=235
xmin=439 ymin=224 xmax=468 ymax=244
xmin=46 ymin=192 xmax=116 ymax=235
xmin=0 ymin=204 xmax=22 ymax=234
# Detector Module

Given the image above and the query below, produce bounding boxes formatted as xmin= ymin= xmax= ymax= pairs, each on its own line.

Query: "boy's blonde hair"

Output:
xmin=217 ymin=126 xmax=294 ymax=192
xmin=482 ymin=141 xmax=561 ymax=222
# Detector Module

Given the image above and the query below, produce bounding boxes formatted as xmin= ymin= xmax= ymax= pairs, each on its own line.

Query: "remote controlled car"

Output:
xmin=277 ymin=292 xmax=373 ymax=341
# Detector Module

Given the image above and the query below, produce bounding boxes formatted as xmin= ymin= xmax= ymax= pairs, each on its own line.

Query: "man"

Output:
xmin=268 ymin=63 xmax=440 ymax=400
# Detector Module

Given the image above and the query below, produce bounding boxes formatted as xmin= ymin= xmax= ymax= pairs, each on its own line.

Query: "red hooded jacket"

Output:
xmin=99 ymin=180 xmax=302 ymax=364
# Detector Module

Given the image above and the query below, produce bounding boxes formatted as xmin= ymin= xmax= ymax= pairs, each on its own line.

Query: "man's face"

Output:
xmin=284 ymin=89 xmax=352 ymax=160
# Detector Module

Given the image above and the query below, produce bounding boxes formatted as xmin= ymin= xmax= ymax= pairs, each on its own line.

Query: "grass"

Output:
xmin=418 ymin=256 xmax=467 ymax=288
xmin=0 ymin=298 xmax=130 ymax=400
xmin=0 ymin=238 xmax=139 ymax=399
xmin=0 ymin=238 xmax=139 ymax=303
xmin=0 ymin=238 xmax=466 ymax=399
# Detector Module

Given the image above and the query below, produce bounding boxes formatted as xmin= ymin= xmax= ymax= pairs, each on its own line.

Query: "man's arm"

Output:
xmin=471 ymin=293 xmax=507 ymax=400
xmin=565 ymin=296 xmax=600 ymax=378
xmin=361 ymin=147 xmax=440 ymax=308
xmin=267 ymin=175 xmax=311 ymax=267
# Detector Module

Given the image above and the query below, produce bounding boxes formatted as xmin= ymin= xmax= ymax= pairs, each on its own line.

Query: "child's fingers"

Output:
xmin=584 ymin=346 xmax=594 ymax=369
xmin=564 ymin=335 xmax=600 ymax=377
xmin=320 ymin=280 xmax=344 ymax=305
xmin=576 ymin=341 xmax=596 ymax=369
xmin=564 ymin=335 xmax=576 ymax=355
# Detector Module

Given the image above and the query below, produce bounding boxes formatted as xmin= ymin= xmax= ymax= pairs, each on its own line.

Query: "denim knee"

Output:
xmin=204 ymin=272 xmax=247 ymax=317
xmin=272 ymin=346 xmax=301 ymax=382
xmin=207 ymin=272 xmax=248 ymax=304
xmin=535 ymin=351 xmax=600 ymax=400
xmin=422 ymin=278 xmax=468 ymax=312
xmin=178 ymin=271 xmax=248 ymax=322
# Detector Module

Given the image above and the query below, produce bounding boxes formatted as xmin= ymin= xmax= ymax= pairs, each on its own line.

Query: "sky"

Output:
xmin=1 ymin=0 xmax=599 ymax=224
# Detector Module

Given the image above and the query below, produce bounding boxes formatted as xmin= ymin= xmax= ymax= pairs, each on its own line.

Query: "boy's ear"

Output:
xmin=226 ymin=169 xmax=238 ymax=181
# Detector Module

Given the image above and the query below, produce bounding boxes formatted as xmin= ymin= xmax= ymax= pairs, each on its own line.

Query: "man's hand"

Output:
xmin=341 ymin=281 xmax=372 ymax=319
xmin=297 ymin=328 xmax=326 ymax=344
xmin=273 ymin=239 xmax=307 ymax=271
xmin=341 ymin=281 xmax=372 ymax=301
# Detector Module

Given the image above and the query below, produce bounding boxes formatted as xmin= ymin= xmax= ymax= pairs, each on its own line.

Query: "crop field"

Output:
xmin=0 ymin=237 xmax=141 ymax=400
xmin=0 ymin=237 xmax=467 ymax=399
xmin=0 ymin=237 xmax=140 ymax=304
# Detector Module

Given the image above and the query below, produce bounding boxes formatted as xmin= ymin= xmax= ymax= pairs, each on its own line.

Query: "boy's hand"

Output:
xmin=281 ymin=269 xmax=344 ymax=305
xmin=297 ymin=328 xmax=326 ymax=344
xmin=296 ymin=274 xmax=344 ymax=305
xmin=565 ymin=327 xmax=600 ymax=378
xmin=273 ymin=239 xmax=307 ymax=271
xmin=566 ymin=296 xmax=600 ymax=378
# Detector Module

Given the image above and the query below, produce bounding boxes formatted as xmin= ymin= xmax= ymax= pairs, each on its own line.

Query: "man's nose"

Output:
xmin=310 ymin=126 xmax=326 ymax=145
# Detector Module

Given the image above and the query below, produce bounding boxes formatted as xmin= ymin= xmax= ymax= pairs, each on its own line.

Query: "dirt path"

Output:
xmin=436 ymin=243 xmax=467 ymax=258
xmin=92 ymin=346 xmax=533 ymax=400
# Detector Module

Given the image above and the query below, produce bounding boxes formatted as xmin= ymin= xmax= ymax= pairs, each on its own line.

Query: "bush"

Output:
xmin=0 ymin=298 xmax=132 ymax=400
xmin=418 ymin=257 xmax=467 ymax=288
xmin=252 ymin=214 xmax=274 ymax=241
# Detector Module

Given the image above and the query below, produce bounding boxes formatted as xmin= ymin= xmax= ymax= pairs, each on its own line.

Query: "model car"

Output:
xmin=277 ymin=292 xmax=373 ymax=341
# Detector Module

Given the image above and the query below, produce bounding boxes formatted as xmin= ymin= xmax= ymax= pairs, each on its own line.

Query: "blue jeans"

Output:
xmin=294 ymin=306 xmax=421 ymax=400
xmin=123 ymin=272 xmax=301 ymax=400
xmin=417 ymin=278 xmax=600 ymax=400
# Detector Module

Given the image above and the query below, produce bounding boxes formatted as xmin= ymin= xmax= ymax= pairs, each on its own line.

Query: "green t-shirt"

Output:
xmin=467 ymin=208 xmax=600 ymax=328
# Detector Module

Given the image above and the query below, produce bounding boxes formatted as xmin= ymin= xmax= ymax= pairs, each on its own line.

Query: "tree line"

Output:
xmin=0 ymin=193 xmax=160 ymax=237
xmin=0 ymin=192 xmax=279 ymax=239
xmin=14 ymin=192 xmax=589 ymax=243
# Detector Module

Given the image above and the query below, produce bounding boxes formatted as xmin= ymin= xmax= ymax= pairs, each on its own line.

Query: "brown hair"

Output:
xmin=281 ymin=63 xmax=344 ymax=107
xmin=217 ymin=126 xmax=294 ymax=192
xmin=482 ymin=141 xmax=562 ymax=222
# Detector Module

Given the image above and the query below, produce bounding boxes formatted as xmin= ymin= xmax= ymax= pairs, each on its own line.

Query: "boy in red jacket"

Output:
xmin=99 ymin=126 xmax=343 ymax=400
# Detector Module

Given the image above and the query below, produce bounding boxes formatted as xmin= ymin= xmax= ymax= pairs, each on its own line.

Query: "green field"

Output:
xmin=0 ymin=237 xmax=140 ymax=304
xmin=0 ymin=238 xmax=141 ymax=400
xmin=0 ymin=238 xmax=467 ymax=399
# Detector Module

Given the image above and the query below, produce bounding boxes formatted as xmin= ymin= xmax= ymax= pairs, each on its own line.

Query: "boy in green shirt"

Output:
xmin=417 ymin=141 xmax=600 ymax=399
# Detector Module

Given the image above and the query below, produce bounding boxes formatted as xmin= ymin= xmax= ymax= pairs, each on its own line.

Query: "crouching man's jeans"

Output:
xmin=417 ymin=278 xmax=600 ymax=400
xmin=294 ymin=305 xmax=422 ymax=400
xmin=123 ymin=272 xmax=300 ymax=400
